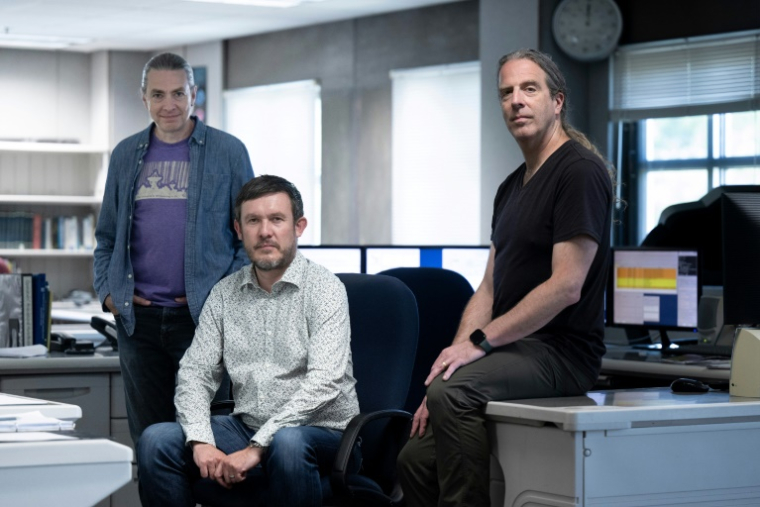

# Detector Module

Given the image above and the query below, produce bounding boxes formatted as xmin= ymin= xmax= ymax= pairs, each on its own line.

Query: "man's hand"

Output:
xmin=424 ymin=341 xmax=485 ymax=385
xmin=215 ymin=446 xmax=265 ymax=488
xmin=103 ymin=295 xmax=119 ymax=315
xmin=192 ymin=443 xmax=227 ymax=486
xmin=409 ymin=396 xmax=430 ymax=438
xmin=133 ymin=295 xmax=152 ymax=307
xmin=175 ymin=296 xmax=188 ymax=305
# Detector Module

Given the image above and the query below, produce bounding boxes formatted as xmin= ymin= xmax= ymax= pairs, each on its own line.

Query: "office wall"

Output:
xmin=0 ymin=49 xmax=92 ymax=143
xmin=226 ymin=1 xmax=479 ymax=244
xmin=108 ymin=51 xmax=152 ymax=148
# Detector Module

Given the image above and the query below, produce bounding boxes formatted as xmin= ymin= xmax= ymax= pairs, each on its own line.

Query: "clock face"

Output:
xmin=552 ymin=0 xmax=623 ymax=62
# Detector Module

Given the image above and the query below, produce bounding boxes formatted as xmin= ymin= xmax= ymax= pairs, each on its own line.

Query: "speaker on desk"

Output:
xmin=697 ymin=295 xmax=722 ymax=343
xmin=730 ymin=328 xmax=760 ymax=398
xmin=697 ymin=294 xmax=736 ymax=347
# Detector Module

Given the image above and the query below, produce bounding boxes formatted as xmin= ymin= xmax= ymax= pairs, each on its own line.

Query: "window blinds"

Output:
xmin=390 ymin=62 xmax=481 ymax=245
xmin=611 ymin=31 xmax=760 ymax=121
xmin=224 ymin=80 xmax=321 ymax=244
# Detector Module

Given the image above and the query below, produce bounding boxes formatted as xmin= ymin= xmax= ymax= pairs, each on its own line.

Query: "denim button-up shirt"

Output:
xmin=93 ymin=118 xmax=254 ymax=335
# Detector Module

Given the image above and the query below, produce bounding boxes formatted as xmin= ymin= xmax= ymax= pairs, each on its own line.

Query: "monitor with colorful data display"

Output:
xmin=606 ymin=248 xmax=701 ymax=346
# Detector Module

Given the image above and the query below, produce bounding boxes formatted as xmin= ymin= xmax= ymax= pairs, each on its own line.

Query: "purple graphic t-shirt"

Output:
xmin=130 ymin=134 xmax=189 ymax=307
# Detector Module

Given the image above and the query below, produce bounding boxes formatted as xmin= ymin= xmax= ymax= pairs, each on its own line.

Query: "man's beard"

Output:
xmin=251 ymin=241 xmax=296 ymax=271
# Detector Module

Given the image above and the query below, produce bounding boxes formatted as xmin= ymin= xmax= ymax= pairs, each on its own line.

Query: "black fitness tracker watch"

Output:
xmin=469 ymin=329 xmax=493 ymax=354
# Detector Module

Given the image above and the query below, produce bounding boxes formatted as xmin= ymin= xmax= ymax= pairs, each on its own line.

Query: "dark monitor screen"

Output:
xmin=722 ymin=192 xmax=760 ymax=326
xmin=606 ymin=247 xmax=701 ymax=331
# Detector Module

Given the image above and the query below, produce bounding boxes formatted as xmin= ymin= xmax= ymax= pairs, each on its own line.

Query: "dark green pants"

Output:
xmin=397 ymin=336 xmax=597 ymax=507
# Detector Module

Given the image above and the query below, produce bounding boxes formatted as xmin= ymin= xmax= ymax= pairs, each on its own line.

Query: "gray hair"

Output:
xmin=497 ymin=49 xmax=616 ymax=180
xmin=141 ymin=53 xmax=194 ymax=94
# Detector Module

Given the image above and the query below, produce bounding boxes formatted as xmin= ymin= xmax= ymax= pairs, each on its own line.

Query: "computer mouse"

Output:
xmin=670 ymin=377 xmax=710 ymax=394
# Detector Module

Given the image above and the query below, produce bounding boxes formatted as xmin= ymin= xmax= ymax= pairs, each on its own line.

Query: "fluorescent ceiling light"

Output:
xmin=181 ymin=0 xmax=325 ymax=7
xmin=0 ymin=33 xmax=91 ymax=49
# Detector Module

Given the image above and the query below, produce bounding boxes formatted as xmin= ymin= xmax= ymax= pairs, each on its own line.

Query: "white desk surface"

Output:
xmin=51 ymin=301 xmax=114 ymax=324
xmin=0 ymin=392 xmax=82 ymax=420
xmin=0 ymin=323 xmax=119 ymax=374
xmin=485 ymin=387 xmax=760 ymax=431
xmin=0 ymin=436 xmax=133 ymax=507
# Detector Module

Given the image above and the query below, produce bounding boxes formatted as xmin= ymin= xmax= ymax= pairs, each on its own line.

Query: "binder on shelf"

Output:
xmin=31 ymin=274 xmax=50 ymax=346
xmin=43 ymin=217 xmax=53 ymax=249
xmin=0 ymin=274 xmax=23 ymax=348
xmin=32 ymin=214 xmax=42 ymax=249
xmin=0 ymin=272 xmax=50 ymax=348
xmin=21 ymin=274 xmax=33 ymax=346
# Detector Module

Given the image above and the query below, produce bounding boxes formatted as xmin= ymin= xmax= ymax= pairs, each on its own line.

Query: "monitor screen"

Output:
xmin=365 ymin=246 xmax=490 ymax=290
xmin=299 ymin=247 xmax=362 ymax=274
xmin=722 ymin=192 xmax=760 ymax=326
xmin=441 ymin=248 xmax=490 ymax=290
xmin=607 ymin=248 xmax=701 ymax=331
xmin=365 ymin=248 xmax=421 ymax=274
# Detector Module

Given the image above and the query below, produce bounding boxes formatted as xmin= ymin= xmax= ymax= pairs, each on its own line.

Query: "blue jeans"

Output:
xmin=117 ymin=305 xmax=196 ymax=447
xmin=137 ymin=416 xmax=362 ymax=507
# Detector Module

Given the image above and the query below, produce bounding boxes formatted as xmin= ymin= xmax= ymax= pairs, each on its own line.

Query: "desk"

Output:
xmin=0 ymin=350 xmax=135 ymax=507
xmin=485 ymin=388 xmax=760 ymax=507
xmin=0 ymin=392 xmax=82 ymax=420
xmin=601 ymin=346 xmax=730 ymax=385
xmin=0 ymin=433 xmax=132 ymax=506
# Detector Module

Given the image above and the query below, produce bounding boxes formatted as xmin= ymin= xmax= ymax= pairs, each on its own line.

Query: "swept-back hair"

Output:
xmin=497 ymin=49 xmax=616 ymax=181
xmin=141 ymin=53 xmax=194 ymax=93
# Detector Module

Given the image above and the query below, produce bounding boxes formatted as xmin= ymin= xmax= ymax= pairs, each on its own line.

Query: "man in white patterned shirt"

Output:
xmin=137 ymin=175 xmax=361 ymax=507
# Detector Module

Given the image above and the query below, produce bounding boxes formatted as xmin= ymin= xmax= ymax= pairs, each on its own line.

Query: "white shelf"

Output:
xmin=0 ymin=249 xmax=94 ymax=258
xmin=0 ymin=195 xmax=101 ymax=205
xmin=0 ymin=141 xmax=108 ymax=154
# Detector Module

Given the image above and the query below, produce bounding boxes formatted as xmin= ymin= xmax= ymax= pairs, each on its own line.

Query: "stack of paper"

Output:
xmin=0 ymin=411 xmax=75 ymax=432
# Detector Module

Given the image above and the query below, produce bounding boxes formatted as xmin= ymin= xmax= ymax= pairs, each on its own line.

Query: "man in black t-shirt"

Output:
xmin=398 ymin=49 xmax=613 ymax=507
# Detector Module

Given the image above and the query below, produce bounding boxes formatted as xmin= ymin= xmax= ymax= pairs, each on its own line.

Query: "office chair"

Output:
xmin=200 ymin=273 xmax=419 ymax=507
xmin=378 ymin=267 xmax=474 ymax=413
xmin=326 ymin=273 xmax=419 ymax=506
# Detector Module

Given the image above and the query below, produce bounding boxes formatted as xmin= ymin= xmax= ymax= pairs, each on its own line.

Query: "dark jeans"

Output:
xmin=138 ymin=416 xmax=362 ymax=507
xmin=397 ymin=337 xmax=597 ymax=507
xmin=116 ymin=304 xmax=196 ymax=448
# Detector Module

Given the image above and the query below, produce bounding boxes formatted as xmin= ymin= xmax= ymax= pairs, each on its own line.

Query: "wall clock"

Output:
xmin=552 ymin=0 xmax=623 ymax=62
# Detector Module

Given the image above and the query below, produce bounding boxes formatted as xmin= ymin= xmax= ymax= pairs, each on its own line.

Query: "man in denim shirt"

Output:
xmin=94 ymin=52 xmax=254 ymax=447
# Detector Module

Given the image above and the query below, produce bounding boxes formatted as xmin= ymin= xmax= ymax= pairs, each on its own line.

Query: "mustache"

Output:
xmin=255 ymin=240 xmax=280 ymax=249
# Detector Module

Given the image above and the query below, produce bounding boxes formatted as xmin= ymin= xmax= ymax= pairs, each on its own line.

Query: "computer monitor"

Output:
xmin=722 ymin=192 xmax=760 ymax=326
xmin=606 ymin=247 xmax=701 ymax=349
xmin=365 ymin=246 xmax=490 ymax=290
xmin=365 ymin=248 xmax=421 ymax=274
xmin=299 ymin=247 xmax=363 ymax=274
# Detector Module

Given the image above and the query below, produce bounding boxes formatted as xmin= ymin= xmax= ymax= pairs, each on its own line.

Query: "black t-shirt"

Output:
xmin=490 ymin=140 xmax=612 ymax=377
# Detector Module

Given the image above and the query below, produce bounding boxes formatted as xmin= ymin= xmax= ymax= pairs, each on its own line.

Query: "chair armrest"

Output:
xmin=330 ymin=409 xmax=412 ymax=494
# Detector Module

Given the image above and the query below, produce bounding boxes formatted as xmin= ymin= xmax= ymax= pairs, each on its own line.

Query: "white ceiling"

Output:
xmin=0 ymin=0 xmax=463 ymax=52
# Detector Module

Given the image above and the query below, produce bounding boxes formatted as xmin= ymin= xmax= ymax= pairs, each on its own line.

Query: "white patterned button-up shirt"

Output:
xmin=175 ymin=251 xmax=359 ymax=447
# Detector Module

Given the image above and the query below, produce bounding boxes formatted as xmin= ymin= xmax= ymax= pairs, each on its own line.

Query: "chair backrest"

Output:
xmin=337 ymin=273 xmax=419 ymax=414
xmin=336 ymin=273 xmax=418 ymax=494
xmin=378 ymin=267 xmax=474 ymax=412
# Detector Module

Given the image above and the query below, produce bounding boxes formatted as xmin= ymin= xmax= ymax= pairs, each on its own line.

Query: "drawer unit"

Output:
xmin=0 ymin=373 xmax=110 ymax=437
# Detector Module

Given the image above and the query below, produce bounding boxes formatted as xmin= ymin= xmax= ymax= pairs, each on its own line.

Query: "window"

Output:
xmin=638 ymin=111 xmax=760 ymax=242
xmin=390 ymin=62 xmax=481 ymax=245
xmin=223 ymin=80 xmax=321 ymax=244
xmin=611 ymin=31 xmax=760 ymax=244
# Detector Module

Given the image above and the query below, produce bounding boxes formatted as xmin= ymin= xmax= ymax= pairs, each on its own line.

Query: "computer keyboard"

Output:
xmin=668 ymin=343 xmax=734 ymax=357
